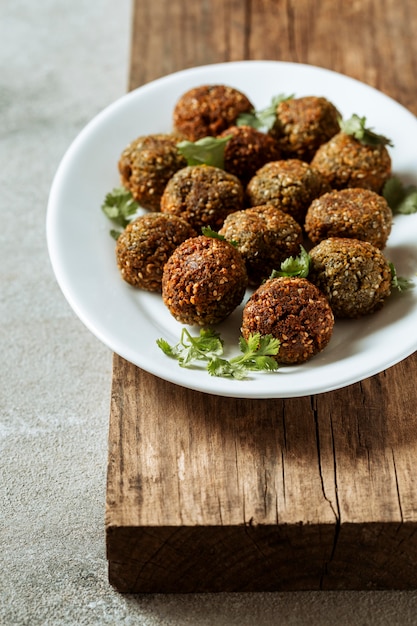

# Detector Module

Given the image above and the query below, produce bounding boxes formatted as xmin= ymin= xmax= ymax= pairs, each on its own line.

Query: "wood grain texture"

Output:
xmin=129 ymin=0 xmax=417 ymax=115
xmin=107 ymin=0 xmax=417 ymax=592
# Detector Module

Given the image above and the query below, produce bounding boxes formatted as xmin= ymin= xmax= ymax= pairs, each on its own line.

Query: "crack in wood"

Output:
xmin=325 ymin=415 xmax=342 ymax=581
xmin=275 ymin=492 xmax=279 ymax=525
xmin=217 ymin=494 xmax=224 ymax=526
xmin=243 ymin=523 xmax=269 ymax=562
xmin=263 ymin=467 xmax=269 ymax=517
xmin=281 ymin=449 xmax=286 ymax=506
xmin=234 ymin=438 xmax=241 ymax=492
xmin=391 ymin=448 xmax=404 ymax=523
xmin=311 ymin=398 xmax=341 ymax=588
xmin=311 ymin=398 xmax=339 ymax=522
xmin=129 ymin=527 xmax=184 ymax=590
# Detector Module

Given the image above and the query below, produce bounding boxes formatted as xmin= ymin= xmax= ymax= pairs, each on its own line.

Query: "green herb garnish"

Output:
xmin=177 ymin=135 xmax=231 ymax=169
xmin=270 ymin=246 xmax=311 ymax=279
xmin=339 ymin=114 xmax=393 ymax=147
xmin=383 ymin=176 xmax=417 ymax=214
xmin=201 ymin=226 xmax=226 ymax=240
xmin=156 ymin=328 xmax=280 ymax=380
xmin=389 ymin=262 xmax=415 ymax=291
xmin=201 ymin=225 xmax=238 ymax=247
xmin=110 ymin=229 xmax=122 ymax=241
xmin=237 ymin=94 xmax=294 ymax=131
xmin=157 ymin=328 xmax=224 ymax=367
xmin=101 ymin=186 xmax=140 ymax=238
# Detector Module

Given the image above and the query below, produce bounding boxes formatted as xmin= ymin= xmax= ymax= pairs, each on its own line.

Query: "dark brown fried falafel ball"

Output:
xmin=308 ymin=237 xmax=392 ymax=318
xmin=268 ymin=96 xmax=341 ymax=162
xmin=162 ymin=235 xmax=248 ymax=326
xmin=116 ymin=213 xmax=196 ymax=291
xmin=160 ymin=164 xmax=244 ymax=231
xmin=246 ymin=159 xmax=330 ymax=225
xmin=173 ymin=84 xmax=254 ymax=141
xmin=118 ymin=133 xmax=187 ymax=211
xmin=305 ymin=187 xmax=393 ymax=249
xmin=241 ymin=276 xmax=334 ymax=365
xmin=310 ymin=132 xmax=392 ymax=193
xmin=218 ymin=125 xmax=281 ymax=186
xmin=219 ymin=204 xmax=303 ymax=286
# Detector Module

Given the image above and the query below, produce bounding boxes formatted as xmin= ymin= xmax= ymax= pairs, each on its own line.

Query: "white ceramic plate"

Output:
xmin=47 ymin=60 xmax=417 ymax=398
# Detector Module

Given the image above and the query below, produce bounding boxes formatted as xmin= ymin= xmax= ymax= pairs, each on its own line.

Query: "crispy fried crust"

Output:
xmin=241 ymin=276 xmax=334 ymax=364
xmin=173 ymin=85 xmax=254 ymax=141
xmin=219 ymin=204 xmax=303 ymax=285
xmin=118 ymin=134 xmax=187 ymax=210
xmin=246 ymin=159 xmax=330 ymax=224
xmin=310 ymin=132 xmax=392 ymax=193
xmin=269 ymin=96 xmax=341 ymax=161
xmin=160 ymin=164 xmax=244 ymax=231
xmin=305 ymin=187 xmax=392 ymax=248
xmin=308 ymin=237 xmax=392 ymax=318
xmin=116 ymin=213 xmax=196 ymax=291
xmin=218 ymin=125 xmax=281 ymax=185
xmin=162 ymin=235 xmax=248 ymax=325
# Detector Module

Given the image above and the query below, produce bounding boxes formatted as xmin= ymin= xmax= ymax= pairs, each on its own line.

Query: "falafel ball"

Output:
xmin=162 ymin=235 xmax=248 ymax=326
xmin=219 ymin=204 xmax=303 ymax=286
xmin=118 ymin=133 xmax=187 ymax=211
xmin=305 ymin=187 xmax=393 ymax=249
xmin=241 ymin=276 xmax=334 ymax=365
xmin=268 ymin=96 xmax=341 ymax=162
xmin=310 ymin=131 xmax=392 ymax=193
xmin=308 ymin=237 xmax=392 ymax=318
xmin=173 ymin=84 xmax=254 ymax=141
xmin=160 ymin=164 xmax=244 ymax=231
xmin=116 ymin=213 xmax=196 ymax=291
xmin=246 ymin=159 xmax=330 ymax=225
xmin=218 ymin=125 xmax=281 ymax=186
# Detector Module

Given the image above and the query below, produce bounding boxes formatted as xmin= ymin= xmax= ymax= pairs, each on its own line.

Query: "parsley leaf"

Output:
xmin=237 ymin=94 xmax=294 ymax=131
xmin=201 ymin=226 xmax=226 ymax=240
xmin=339 ymin=114 xmax=393 ymax=147
xmin=201 ymin=225 xmax=238 ymax=246
xmin=101 ymin=187 xmax=141 ymax=239
xmin=110 ymin=229 xmax=122 ymax=241
xmin=383 ymin=176 xmax=417 ymax=214
xmin=177 ymin=135 xmax=231 ymax=169
xmin=101 ymin=186 xmax=140 ymax=227
xmin=101 ymin=187 xmax=139 ymax=240
xmin=157 ymin=327 xmax=224 ymax=368
xmin=156 ymin=329 xmax=280 ymax=379
xmin=270 ymin=246 xmax=311 ymax=279
xmin=389 ymin=262 xmax=415 ymax=292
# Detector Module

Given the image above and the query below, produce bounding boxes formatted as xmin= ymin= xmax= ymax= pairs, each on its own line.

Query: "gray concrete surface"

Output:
xmin=2 ymin=1 xmax=417 ymax=624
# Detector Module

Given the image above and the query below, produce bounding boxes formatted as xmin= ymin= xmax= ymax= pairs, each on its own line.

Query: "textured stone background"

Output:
xmin=1 ymin=1 xmax=417 ymax=624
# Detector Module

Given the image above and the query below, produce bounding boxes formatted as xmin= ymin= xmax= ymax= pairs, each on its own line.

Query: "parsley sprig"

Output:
xmin=156 ymin=328 xmax=280 ymax=380
xmin=237 ymin=94 xmax=294 ymax=131
xmin=389 ymin=262 xmax=415 ymax=291
xmin=201 ymin=225 xmax=238 ymax=246
xmin=177 ymin=135 xmax=231 ymax=169
xmin=339 ymin=114 xmax=393 ymax=147
xmin=201 ymin=225 xmax=227 ymax=240
xmin=101 ymin=186 xmax=140 ymax=239
xmin=270 ymin=246 xmax=311 ymax=279
xmin=383 ymin=176 xmax=417 ymax=214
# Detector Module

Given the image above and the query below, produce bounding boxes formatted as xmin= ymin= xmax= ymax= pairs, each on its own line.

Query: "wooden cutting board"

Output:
xmin=106 ymin=0 xmax=417 ymax=592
